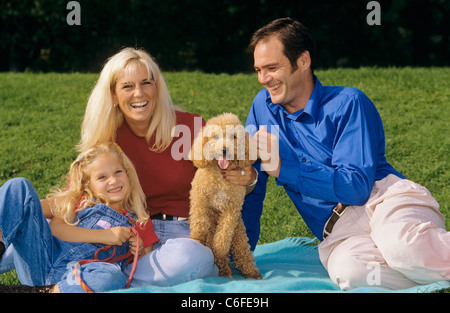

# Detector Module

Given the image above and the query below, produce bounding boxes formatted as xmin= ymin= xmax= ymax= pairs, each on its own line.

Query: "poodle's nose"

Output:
xmin=222 ymin=148 xmax=228 ymax=155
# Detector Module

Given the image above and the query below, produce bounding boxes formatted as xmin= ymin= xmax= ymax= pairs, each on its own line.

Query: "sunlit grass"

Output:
xmin=0 ymin=68 xmax=448 ymax=290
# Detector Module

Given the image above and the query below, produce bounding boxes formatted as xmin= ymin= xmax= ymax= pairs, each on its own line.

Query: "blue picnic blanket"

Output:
xmin=117 ymin=237 xmax=450 ymax=293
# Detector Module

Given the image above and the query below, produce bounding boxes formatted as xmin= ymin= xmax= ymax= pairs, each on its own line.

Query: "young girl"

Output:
xmin=0 ymin=143 xmax=159 ymax=292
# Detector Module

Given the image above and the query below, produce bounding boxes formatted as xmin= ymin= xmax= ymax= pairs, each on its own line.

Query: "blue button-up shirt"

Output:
xmin=243 ymin=76 xmax=404 ymax=247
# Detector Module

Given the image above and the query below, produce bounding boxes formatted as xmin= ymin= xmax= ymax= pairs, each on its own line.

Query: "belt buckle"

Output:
xmin=160 ymin=213 xmax=188 ymax=221
xmin=332 ymin=203 xmax=346 ymax=217
xmin=323 ymin=204 xmax=348 ymax=240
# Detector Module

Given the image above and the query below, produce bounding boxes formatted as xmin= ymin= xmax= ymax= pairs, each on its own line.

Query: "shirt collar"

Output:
xmin=303 ymin=75 xmax=323 ymax=123
xmin=266 ymin=75 xmax=323 ymax=123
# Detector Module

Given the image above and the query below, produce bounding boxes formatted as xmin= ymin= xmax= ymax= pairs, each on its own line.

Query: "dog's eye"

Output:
xmin=230 ymin=134 xmax=235 ymax=139
xmin=213 ymin=135 xmax=219 ymax=139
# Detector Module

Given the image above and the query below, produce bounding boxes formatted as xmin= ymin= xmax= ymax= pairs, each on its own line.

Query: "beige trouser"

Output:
xmin=318 ymin=174 xmax=450 ymax=290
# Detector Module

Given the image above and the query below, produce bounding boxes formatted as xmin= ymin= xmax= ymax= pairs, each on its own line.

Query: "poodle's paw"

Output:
xmin=218 ymin=264 xmax=233 ymax=278
xmin=241 ymin=267 xmax=262 ymax=280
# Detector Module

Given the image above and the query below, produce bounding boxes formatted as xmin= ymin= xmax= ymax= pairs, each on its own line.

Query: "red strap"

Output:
xmin=73 ymin=227 xmax=140 ymax=292
xmin=124 ymin=228 xmax=139 ymax=289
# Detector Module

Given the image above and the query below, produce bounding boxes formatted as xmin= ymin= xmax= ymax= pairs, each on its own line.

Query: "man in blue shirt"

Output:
xmin=238 ymin=17 xmax=449 ymax=290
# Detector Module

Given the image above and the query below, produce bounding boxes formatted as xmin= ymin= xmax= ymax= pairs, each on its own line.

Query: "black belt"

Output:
xmin=150 ymin=213 xmax=188 ymax=221
xmin=323 ymin=203 xmax=349 ymax=239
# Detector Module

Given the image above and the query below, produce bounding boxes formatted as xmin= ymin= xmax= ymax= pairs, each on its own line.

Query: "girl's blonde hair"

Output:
xmin=77 ymin=47 xmax=177 ymax=153
xmin=48 ymin=143 xmax=149 ymax=226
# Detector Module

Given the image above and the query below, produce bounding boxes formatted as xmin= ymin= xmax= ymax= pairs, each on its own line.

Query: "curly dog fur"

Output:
xmin=189 ymin=113 xmax=261 ymax=279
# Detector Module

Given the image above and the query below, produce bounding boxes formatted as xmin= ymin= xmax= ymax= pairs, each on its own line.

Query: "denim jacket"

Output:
xmin=47 ymin=204 xmax=134 ymax=284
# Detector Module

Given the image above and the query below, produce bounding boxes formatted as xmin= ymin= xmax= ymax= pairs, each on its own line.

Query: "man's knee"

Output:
xmin=327 ymin=251 xmax=370 ymax=290
xmin=326 ymin=245 xmax=419 ymax=290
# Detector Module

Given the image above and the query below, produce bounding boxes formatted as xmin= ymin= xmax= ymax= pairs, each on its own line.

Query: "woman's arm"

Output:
xmin=49 ymin=216 xmax=132 ymax=246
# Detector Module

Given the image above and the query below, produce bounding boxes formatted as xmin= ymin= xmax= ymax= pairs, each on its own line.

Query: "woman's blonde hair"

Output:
xmin=48 ymin=142 xmax=149 ymax=226
xmin=78 ymin=47 xmax=177 ymax=153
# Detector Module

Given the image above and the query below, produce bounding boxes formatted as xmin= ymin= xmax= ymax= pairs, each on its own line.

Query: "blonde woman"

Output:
xmin=77 ymin=47 xmax=178 ymax=153
xmin=0 ymin=143 xmax=158 ymax=292
xmin=38 ymin=47 xmax=219 ymax=287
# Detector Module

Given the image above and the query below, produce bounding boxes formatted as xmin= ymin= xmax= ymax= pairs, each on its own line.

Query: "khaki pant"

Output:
xmin=318 ymin=174 xmax=450 ymax=290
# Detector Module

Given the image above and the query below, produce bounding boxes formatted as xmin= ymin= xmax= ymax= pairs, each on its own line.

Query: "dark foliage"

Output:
xmin=1 ymin=0 xmax=449 ymax=73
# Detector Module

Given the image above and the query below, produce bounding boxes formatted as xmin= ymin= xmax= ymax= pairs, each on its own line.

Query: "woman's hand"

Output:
xmin=222 ymin=165 xmax=257 ymax=186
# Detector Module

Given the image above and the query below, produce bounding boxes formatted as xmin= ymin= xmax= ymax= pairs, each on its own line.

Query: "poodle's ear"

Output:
xmin=189 ymin=128 xmax=208 ymax=168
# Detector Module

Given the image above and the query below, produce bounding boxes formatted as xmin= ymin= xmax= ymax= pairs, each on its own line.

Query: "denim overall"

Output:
xmin=0 ymin=177 xmax=133 ymax=292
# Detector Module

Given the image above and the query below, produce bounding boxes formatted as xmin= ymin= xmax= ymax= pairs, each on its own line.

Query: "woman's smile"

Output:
xmin=130 ymin=101 xmax=148 ymax=109
xmin=112 ymin=64 xmax=158 ymax=136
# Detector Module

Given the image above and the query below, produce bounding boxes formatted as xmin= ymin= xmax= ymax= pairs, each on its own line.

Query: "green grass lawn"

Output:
xmin=0 ymin=67 xmax=449 ymax=288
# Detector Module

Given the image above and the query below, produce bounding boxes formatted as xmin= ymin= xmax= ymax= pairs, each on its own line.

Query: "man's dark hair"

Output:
xmin=249 ymin=17 xmax=316 ymax=74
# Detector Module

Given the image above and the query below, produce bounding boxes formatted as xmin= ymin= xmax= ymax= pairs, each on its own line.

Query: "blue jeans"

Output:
xmin=124 ymin=218 xmax=219 ymax=287
xmin=0 ymin=178 xmax=129 ymax=292
xmin=0 ymin=178 xmax=218 ymax=290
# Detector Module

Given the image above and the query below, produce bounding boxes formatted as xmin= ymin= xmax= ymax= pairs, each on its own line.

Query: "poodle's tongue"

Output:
xmin=218 ymin=155 xmax=230 ymax=170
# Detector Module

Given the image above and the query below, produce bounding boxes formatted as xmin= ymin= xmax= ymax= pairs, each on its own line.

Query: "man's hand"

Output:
xmin=254 ymin=126 xmax=281 ymax=177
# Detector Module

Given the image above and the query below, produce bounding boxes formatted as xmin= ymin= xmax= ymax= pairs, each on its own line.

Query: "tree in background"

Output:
xmin=1 ymin=0 xmax=448 ymax=72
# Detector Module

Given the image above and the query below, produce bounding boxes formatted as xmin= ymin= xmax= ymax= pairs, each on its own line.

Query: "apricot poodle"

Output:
xmin=189 ymin=113 xmax=261 ymax=279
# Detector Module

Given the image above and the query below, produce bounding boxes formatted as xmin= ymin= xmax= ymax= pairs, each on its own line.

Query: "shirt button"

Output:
xmin=302 ymin=157 xmax=306 ymax=162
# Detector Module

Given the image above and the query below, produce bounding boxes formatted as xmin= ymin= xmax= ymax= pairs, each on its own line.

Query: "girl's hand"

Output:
xmin=103 ymin=227 xmax=132 ymax=246
xmin=128 ymin=234 xmax=145 ymax=257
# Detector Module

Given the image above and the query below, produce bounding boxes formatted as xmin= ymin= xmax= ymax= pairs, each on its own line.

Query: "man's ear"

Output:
xmin=297 ymin=51 xmax=311 ymax=72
